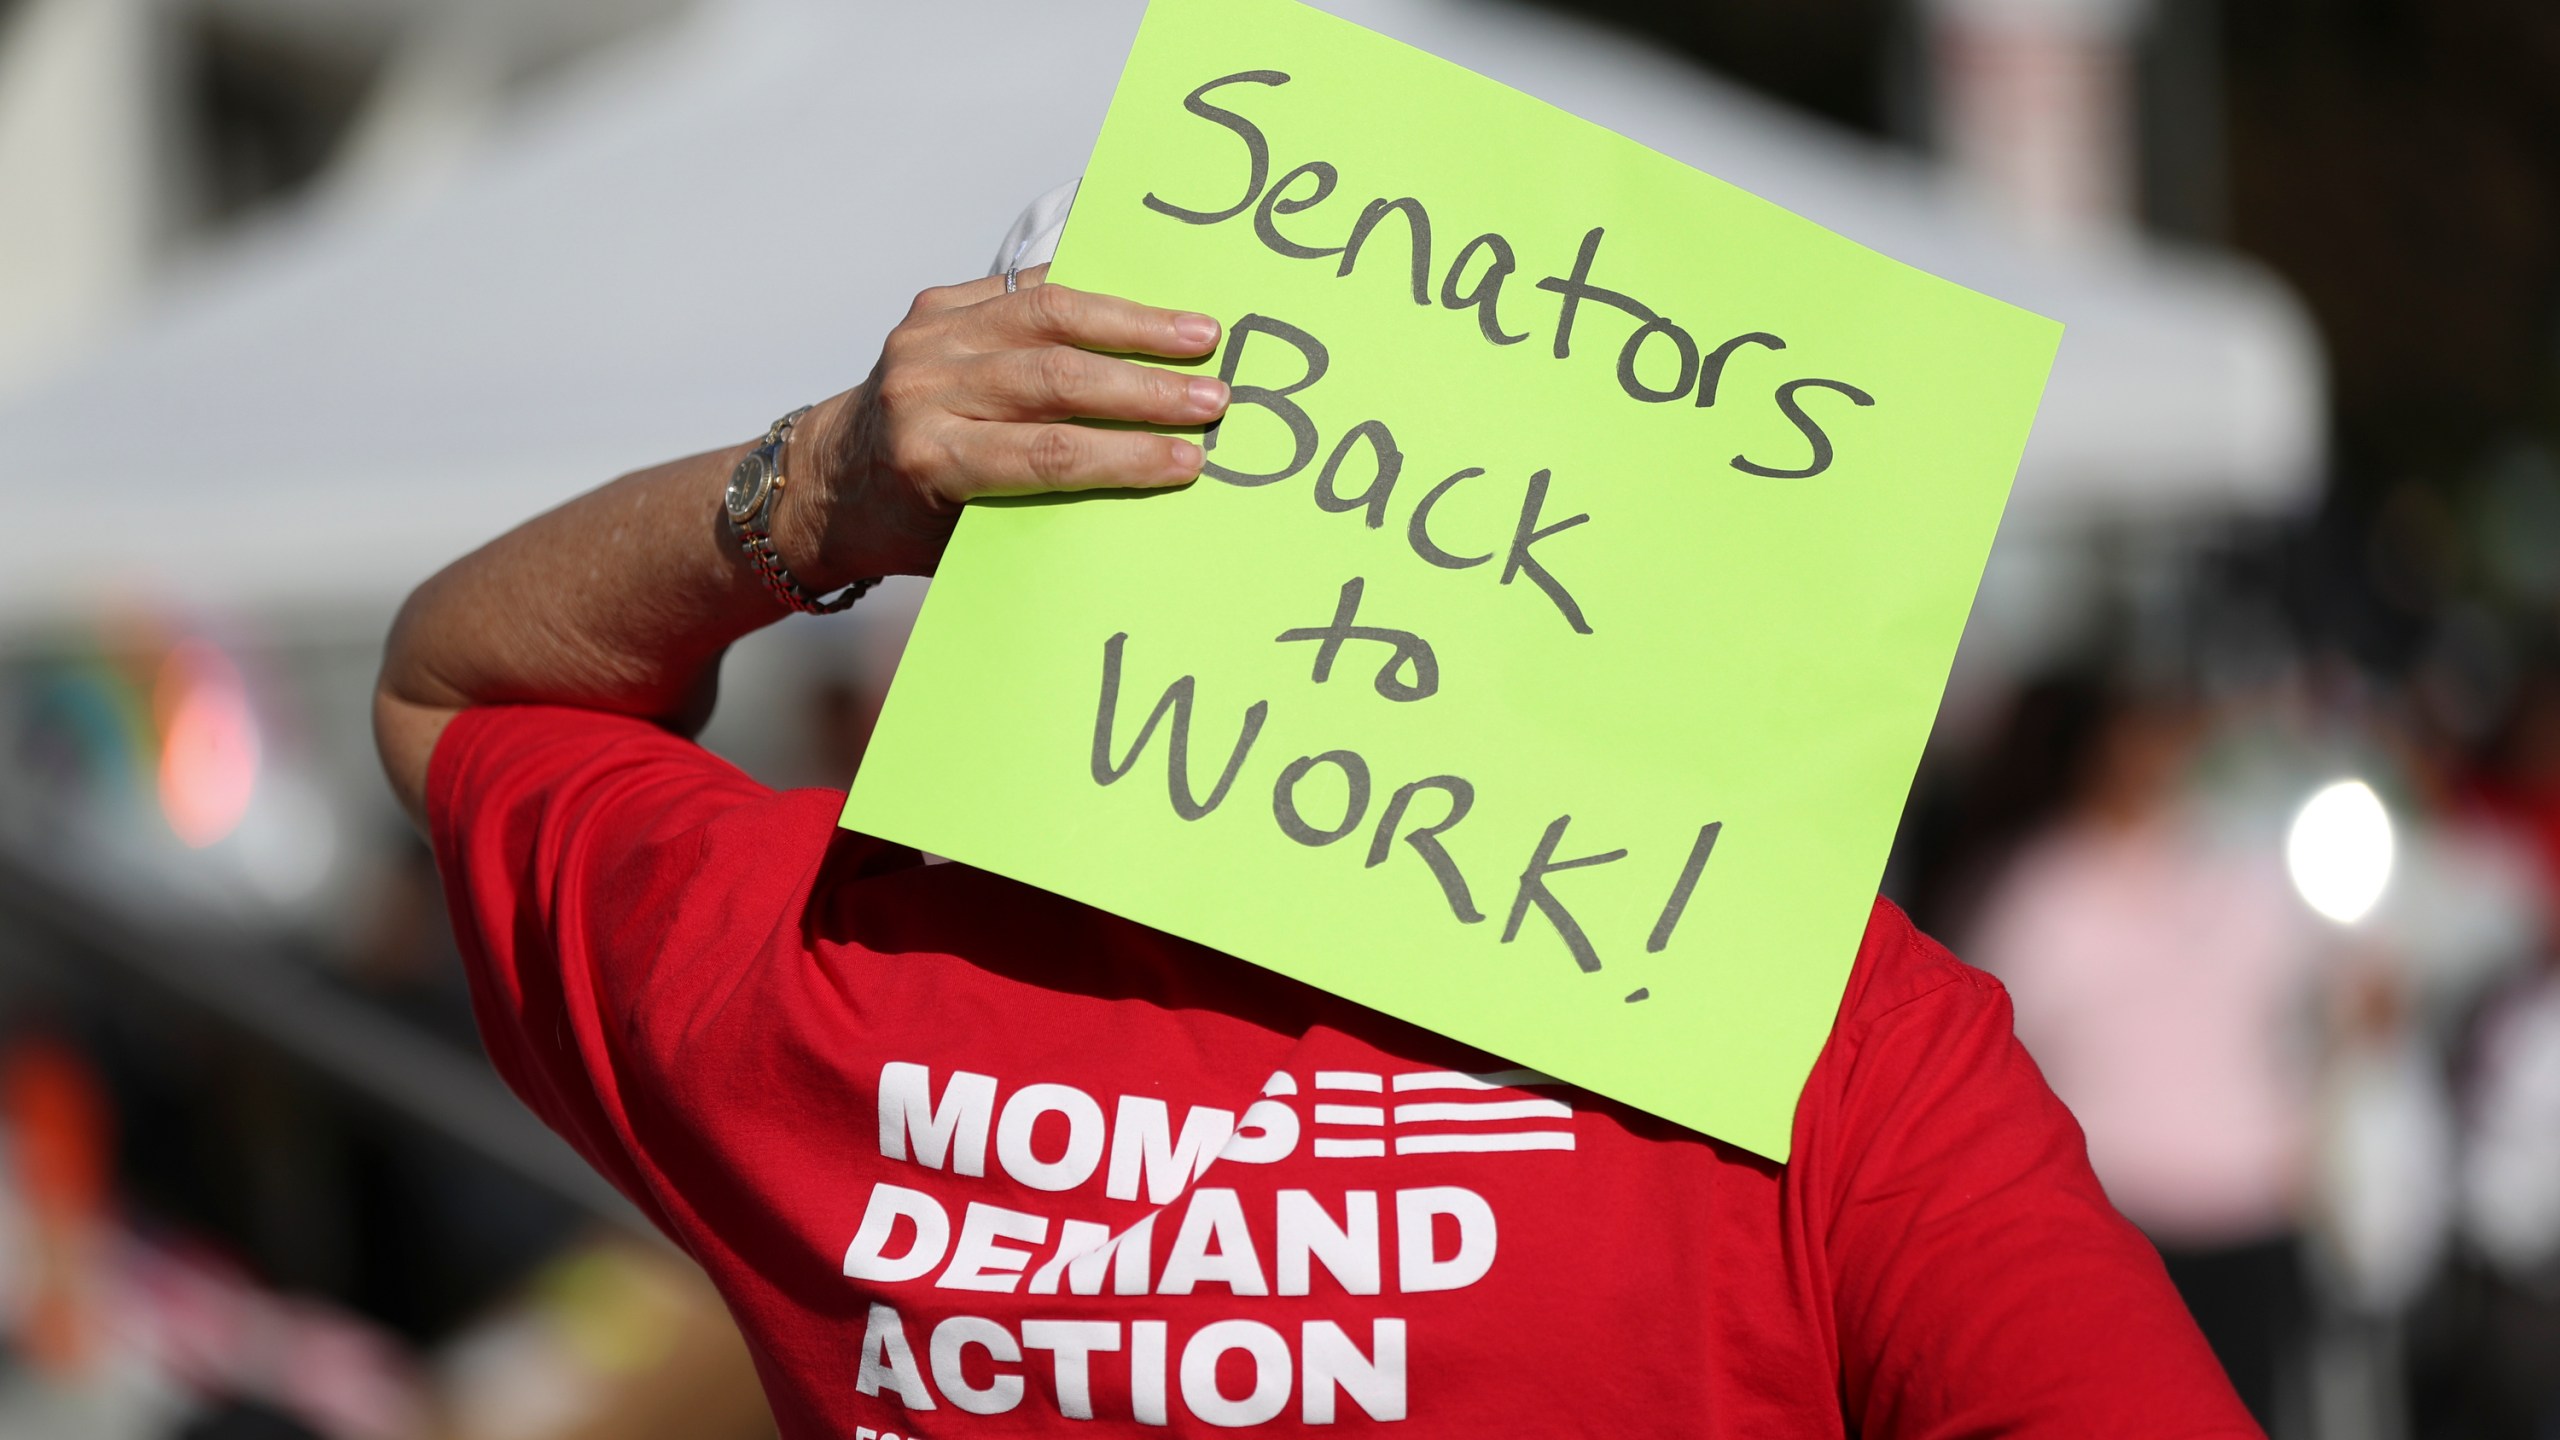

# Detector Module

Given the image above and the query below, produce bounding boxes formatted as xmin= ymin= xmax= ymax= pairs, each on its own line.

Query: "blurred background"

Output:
xmin=0 ymin=0 xmax=2552 ymax=1435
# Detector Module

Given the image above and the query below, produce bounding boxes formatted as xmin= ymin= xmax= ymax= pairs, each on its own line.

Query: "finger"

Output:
xmin=958 ymin=346 xmax=1229 ymax=425
xmin=980 ymin=280 xmax=1222 ymax=359
xmin=920 ymin=263 xmax=1055 ymax=312
xmin=936 ymin=262 xmax=1054 ymax=310
xmin=952 ymin=420 xmax=1204 ymax=495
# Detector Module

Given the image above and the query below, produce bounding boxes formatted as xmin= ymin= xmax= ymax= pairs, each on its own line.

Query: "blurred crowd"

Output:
xmin=1898 ymin=631 xmax=2560 ymax=1437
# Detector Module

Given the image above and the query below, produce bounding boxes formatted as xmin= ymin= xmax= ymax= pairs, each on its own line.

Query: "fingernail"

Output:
xmin=1175 ymin=314 xmax=1220 ymax=348
xmin=1187 ymin=377 xmax=1229 ymax=412
xmin=1167 ymin=439 xmax=1204 ymax=476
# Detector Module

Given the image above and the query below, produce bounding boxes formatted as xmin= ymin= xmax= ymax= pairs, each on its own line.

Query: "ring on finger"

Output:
xmin=1004 ymin=266 xmax=1019 ymax=295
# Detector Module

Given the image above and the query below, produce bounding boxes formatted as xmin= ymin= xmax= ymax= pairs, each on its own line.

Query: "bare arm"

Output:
xmin=373 ymin=266 xmax=1229 ymax=825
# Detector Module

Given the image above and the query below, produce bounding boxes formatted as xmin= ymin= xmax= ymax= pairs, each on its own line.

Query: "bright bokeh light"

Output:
xmin=156 ymin=641 xmax=260 ymax=848
xmin=2285 ymin=778 xmax=2395 ymax=925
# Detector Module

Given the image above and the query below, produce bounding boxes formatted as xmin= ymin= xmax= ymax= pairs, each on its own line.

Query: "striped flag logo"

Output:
xmin=1284 ymin=1068 xmax=1577 ymax=1158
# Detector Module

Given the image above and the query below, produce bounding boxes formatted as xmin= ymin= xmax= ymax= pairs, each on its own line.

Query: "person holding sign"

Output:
xmin=377 ymin=263 xmax=2255 ymax=1440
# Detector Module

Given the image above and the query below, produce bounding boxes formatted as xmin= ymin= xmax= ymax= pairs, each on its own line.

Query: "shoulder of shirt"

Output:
xmin=1836 ymin=895 xmax=2006 ymax=1032
xmin=438 ymin=702 xmax=747 ymax=787
xmin=430 ymin=703 xmax=780 ymax=853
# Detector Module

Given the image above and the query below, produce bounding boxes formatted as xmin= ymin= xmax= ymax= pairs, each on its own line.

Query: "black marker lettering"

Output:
xmin=1534 ymin=227 xmax=1657 ymax=361
xmin=1500 ymin=469 xmax=1593 ymax=634
xmin=1253 ymin=161 xmax=1346 ymax=259
xmin=1272 ymin=750 xmax=1372 ymax=847
xmin=1090 ymin=632 xmax=1269 ymax=820
xmin=1695 ymin=332 xmax=1786 ymax=407
xmin=1336 ymin=197 xmax=1432 ymax=305
xmin=1142 ymin=71 xmax=1290 ymax=226
xmin=1201 ymin=314 xmax=1330 ymax=487
xmin=1312 ymin=420 xmax=1403 ymax=529
xmin=1732 ymin=378 xmax=1875 ymax=480
xmin=1407 ymin=468 xmax=1493 ymax=570
xmin=1645 ymin=821 xmax=1722 ymax=953
xmin=1274 ymin=576 xmax=1439 ymax=702
xmin=1616 ymin=316 xmax=1699 ymax=404
xmin=1502 ymin=815 xmax=1628 ymax=973
xmin=1367 ymin=776 xmax=1483 ymax=923
xmin=1439 ymin=233 xmax=1528 ymax=345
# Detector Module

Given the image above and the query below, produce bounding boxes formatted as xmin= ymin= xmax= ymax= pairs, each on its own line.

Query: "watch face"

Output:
xmin=726 ymin=451 xmax=774 ymax=525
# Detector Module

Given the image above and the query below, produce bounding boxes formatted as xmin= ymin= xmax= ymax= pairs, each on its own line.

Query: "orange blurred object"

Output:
xmin=3 ymin=1036 xmax=115 ymax=1377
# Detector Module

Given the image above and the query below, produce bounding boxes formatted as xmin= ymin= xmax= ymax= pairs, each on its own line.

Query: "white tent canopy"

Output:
xmin=0 ymin=0 xmax=2323 ymax=630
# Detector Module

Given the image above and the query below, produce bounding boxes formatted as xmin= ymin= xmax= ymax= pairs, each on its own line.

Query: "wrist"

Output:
xmin=764 ymin=391 xmax=857 ymax=596
xmin=791 ymin=385 xmax=952 ymax=587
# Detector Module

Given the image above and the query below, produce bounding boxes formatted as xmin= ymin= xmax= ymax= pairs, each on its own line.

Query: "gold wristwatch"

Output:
xmin=724 ymin=405 xmax=877 ymax=615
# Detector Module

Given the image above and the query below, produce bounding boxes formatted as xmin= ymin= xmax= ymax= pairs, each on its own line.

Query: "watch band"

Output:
xmin=730 ymin=406 xmax=879 ymax=616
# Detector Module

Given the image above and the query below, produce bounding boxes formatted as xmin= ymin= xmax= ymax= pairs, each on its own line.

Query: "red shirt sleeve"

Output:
xmin=1807 ymin=908 xmax=2260 ymax=1437
xmin=424 ymin=703 xmax=908 ymax=1237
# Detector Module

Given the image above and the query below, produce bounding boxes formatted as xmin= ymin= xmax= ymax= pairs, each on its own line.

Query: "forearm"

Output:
xmin=385 ymin=448 xmax=761 ymax=712
xmin=373 ymin=427 xmax=794 ymax=824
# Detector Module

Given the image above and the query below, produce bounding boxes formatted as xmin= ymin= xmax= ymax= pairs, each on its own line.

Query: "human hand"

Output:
xmin=793 ymin=264 xmax=1230 ymax=583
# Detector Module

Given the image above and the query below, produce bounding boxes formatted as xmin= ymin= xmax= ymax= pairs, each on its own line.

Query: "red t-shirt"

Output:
xmin=430 ymin=704 xmax=2255 ymax=1438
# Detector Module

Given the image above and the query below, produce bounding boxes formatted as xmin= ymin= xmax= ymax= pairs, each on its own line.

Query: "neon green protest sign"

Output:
xmin=845 ymin=0 xmax=2059 ymax=1161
